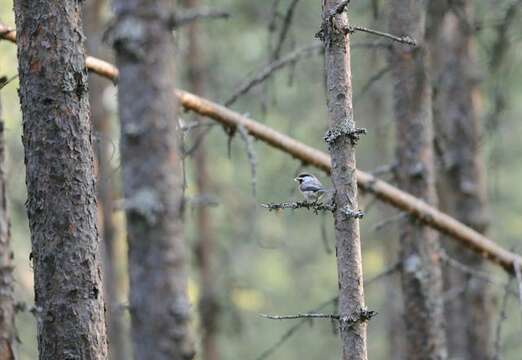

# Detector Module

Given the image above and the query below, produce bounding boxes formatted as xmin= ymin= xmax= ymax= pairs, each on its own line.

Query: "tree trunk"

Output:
xmin=111 ymin=0 xmax=195 ymax=359
xmin=320 ymin=2 xmax=368 ymax=359
xmin=13 ymin=1 xmax=108 ymax=358
xmin=388 ymin=1 xmax=447 ymax=359
xmin=0 ymin=92 xmax=15 ymax=360
xmin=428 ymin=1 xmax=493 ymax=358
xmin=182 ymin=1 xmax=220 ymax=360
xmin=83 ymin=1 xmax=128 ymax=359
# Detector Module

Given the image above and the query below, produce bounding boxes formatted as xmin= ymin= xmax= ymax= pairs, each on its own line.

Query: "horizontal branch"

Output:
xmin=261 ymin=200 xmax=335 ymax=212
xmin=173 ymin=7 xmax=230 ymax=28
xmin=1 ymin=22 xmax=521 ymax=274
xmin=347 ymin=25 xmax=417 ymax=46
xmin=261 ymin=313 xmax=339 ymax=320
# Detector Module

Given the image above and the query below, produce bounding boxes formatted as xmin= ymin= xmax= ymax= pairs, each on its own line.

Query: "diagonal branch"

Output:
xmin=1 ymin=22 xmax=521 ymax=275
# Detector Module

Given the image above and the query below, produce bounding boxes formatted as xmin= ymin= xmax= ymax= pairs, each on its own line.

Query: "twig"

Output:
xmin=255 ymin=261 xmax=399 ymax=360
xmin=0 ymin=74 xmax=18 ymax=90
xmin=172 ymin=7 xmax=230 ymax=28
xmin=354 ymin=65 xmax=391 ymax=102
xmin=513 ymin=258 xmax=522 ymax=325
xmin=346 ymin=25 xmax=416 ymax=46
xmin=493 ymin=277 xmax=512 ymax=360
xmin=255 ymin=297 xmax=336 ymax=360
xmin=225 ymin=43 xmax=322 ymax=106
xmin=261 ymin=313 xmax=340 ymax=320
xmin=237 ymin=124 xmax=257 ymax=197
xmin=261 ymin=200 xmax=335 ymax=213
xmin=271 ymin=0 xmax=301 ymax=61
xmin=372 ymin=212 xmax=407 ymax=232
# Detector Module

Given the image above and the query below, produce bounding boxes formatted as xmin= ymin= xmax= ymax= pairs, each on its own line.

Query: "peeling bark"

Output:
xmin=428 ymin=1 xmax=493 ymax=358
xmin=0 ymin=92 xmax=15 ymax=360
xmin=13 ymin=0 xmax=108 ymax=358
xmin=389 ymin=1 xmax=447 ymax=358
xmin=111 ymin=0 xmax=195 ymax=359
xmin=321 ymin=1 xmax=368 ymax=359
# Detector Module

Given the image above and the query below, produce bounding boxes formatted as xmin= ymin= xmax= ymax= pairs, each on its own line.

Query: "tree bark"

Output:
xmin=0 ymin=92 xmax=15 ymax=360
xmin=13 ymin=1 xmax=108 ymax=358
xmin=428 ymin=1 xmax=493 ymax=358
xmin=389 ymin=1 xmax=447 ymax=358
xmin=182 ymin=1 xmax=219 ymax=360
xmin=83 ymin=1 xmax=128 ymax=359
xmin=111 ymin=0 xmax=195 ymax=359
xmin=320 ymin=2 xmax=368 ymax=359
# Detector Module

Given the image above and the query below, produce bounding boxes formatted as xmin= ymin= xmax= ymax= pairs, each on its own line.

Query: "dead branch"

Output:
xmin=1 ymin=22 xmax=521 ymax=274
xmin=261 ymin=313 xmax=340 ymax=320
xmin=261 ymin=200 xmax=335 ymax=213
xmin=173 ymin=7 xmax=230 ymax=28
xmin=225 ymin=43 xmax=322 ymax=106
xmin=271 ymin=0 xmax=301 ymax=61
xmin=237 ymin=124 xmax=257 ymax=197
xmin=346 ymin=25 xmax=417 ymax=46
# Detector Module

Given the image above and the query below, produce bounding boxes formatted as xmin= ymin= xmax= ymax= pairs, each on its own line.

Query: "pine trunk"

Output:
xmin=321 ymin=1 xmax=368 ymax=359
xmin=389 ymin=1 xmax=447 ymax=358
xmin=13 ymin=0 xmax=108 ymax=358
xmin=428 ymin=1 xmax=492 ymax=358
xmin=112 ymin=0 xmax=195 ymax=359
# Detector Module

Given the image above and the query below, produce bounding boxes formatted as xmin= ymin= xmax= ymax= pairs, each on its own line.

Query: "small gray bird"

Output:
xmin=294 ymin=172 xmax=326 ymax=203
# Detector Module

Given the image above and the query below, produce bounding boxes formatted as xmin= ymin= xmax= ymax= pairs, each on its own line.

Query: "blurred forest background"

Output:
xmin=1 ymin=0 xmax=522 ymax=359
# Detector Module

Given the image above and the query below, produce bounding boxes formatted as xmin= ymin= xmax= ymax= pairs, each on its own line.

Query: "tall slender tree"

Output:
xmin=83 ymin=1 xmax=127 ymax=359
xmin=182 ymin=1 xmax=220 ymax=360
xmin=389 ymin=0 xmax=447 ymax=358
xmin=13 ymin=0 xmax=108 ymax=358
xmin=0 ymin=92 xmax=15 ymax=360
xmin=428 ymin=1 xmax=492 ymax=358
xmin=111 ymin=0 xmax=195 ymax=358
xmin=320 ymin=1 xmax=368 ymax=359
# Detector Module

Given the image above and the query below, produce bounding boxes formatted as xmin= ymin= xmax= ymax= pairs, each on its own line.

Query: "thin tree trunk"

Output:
xmin=0 ymin=93 xmax=15 ymax=360
xmin=389 ymin=1 xmax=447 ymax=359
xmin=428 ymin=1 xmax=492 ymax=358
xmin=182 ymin=1 xmax=220 ymax=360
xmin=111 ymin=0 xmax=195 ymax=359
xmin=13 ymin=1 xmax=108 ymax=358
xmin=83 ymin=1 xmax=128 ymax=359
xmin=320 ymin=2 xmax=368 ymax=359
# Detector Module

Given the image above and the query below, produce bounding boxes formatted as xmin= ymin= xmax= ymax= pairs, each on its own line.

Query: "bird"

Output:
xmin=294 ymin=172 xmax=327 ymax=203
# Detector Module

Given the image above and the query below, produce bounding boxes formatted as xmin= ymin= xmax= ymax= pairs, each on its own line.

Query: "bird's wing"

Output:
xmin=300 ymin=182 xmax=324 ymax=192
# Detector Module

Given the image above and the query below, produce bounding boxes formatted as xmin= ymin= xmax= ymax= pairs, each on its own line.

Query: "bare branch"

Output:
xmin=271 ymin=0 xmax=301 ymax=61
xmin=347 ymin=25 xmax=417 ymax=46
xmin=261 ymin=200 xmax=335 ymax=213
xmin=513 ymin=258 xmax=522 ymax=324
xmin=354 ymin=65 xmax=391 ymax=102
xmin=261 ymin=313 xmax=340 ymax=320
xmin=237 ymin=124 xmax=257 ymax=197
xmin=172 ymin=7 xmax=230 ymax=28
xmin=225 ymin=43 xmax=322 ymax=106
xmin=493 ymin=278 xmax=512 ymax=360
xmin=0 ymin=74 xmax=18 ymax=90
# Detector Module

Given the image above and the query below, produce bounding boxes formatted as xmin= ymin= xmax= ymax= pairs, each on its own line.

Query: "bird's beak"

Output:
xmin=293 ymin=177 xmax=298 ymax=182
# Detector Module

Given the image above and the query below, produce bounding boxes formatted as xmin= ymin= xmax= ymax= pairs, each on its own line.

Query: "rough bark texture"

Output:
xmin=83 ymin=1 xmax=128 ymax=359
xmin=13 ymin=1 xmax=108 ymax=359
xmin=321 ymin=2 xmax=368 ymax=359
xmin=112 ymin=0 xmax=195 ymax=359
xmin=389 ymin=1 xmax=447 ymax=359
xmin=0 ymin=94 xmax=15 ymax=360
xmin=182 ymin=1 xmax=219 ymax=360
xmin=428 ymin=1 xmax=493 ymax=358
